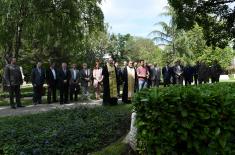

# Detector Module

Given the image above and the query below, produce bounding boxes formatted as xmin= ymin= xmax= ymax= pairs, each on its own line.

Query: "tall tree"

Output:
xmin=150 ymin=6 xmax=178 ymax=54
xmin=0 ymin=0 xmax=104 ymax=62
xmin=168 ymin=0 xmax=235 ymax=48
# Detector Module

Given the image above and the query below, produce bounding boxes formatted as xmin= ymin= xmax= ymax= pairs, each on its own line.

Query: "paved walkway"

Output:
xmin=0 ymin=100 xmax=103 ymax=117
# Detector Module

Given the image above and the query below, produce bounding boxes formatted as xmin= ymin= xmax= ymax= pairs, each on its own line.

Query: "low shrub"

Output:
xmin=134 ymin=83 xmax=235 ymax=154
xmin=0 ymin=105 xmax=132 ymax=155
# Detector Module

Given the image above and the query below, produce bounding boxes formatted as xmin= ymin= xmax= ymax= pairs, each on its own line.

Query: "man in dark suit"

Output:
xmin=80 ymin=63 xmax=92 ymax=97
xmin=46 ymin=62 xmax=58 ymax=104
xmin=193 ymin=61 xmax=200 ymax=85
xmin=115 ymin=61 xmax=122 ymax=97
xmin=70 ymin=64 xmax=80 ymax=101
xmin=184 ymin=63 xmax=194 ymax=86
xmin=58 ymin=63 xmax=71 ymax=104
xmin=4 ymin=57 xmax=24 ymax=109
xmin=162 ymin=62 xmax=171 ymax=87
xmin=210 ymin=60 xmax=222 ymax=83
xmin=32 ymin=62 xmax=45 ymax=105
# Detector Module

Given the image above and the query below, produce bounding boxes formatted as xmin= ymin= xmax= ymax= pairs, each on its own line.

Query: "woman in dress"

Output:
xmin=93 ymin=60 xmax=103 ymax=100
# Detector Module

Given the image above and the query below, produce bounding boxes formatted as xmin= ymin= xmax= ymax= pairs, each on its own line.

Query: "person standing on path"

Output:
xmin=58 ymin=63 xmax=71 ymax=104
xmin=80 ymin=63 xmax=92 ymax=98
xmin=137 ymin=60 xmax=149 ymax=91
xmin=162 ymin=62 xmax=171 ymax=87
xmin=115 ymin=61 xmax=122 ymax=97
xmin=102 ymin=57 xmax=118 ymax=105
xmin=122 ymin=60 xmax=138 ymax=103
xmin=31 ymin=62 xmax=45 ymax=105
xmin=46 ymin=62 xmax=58 ymax=104
xmin=93 ymin=60 xmax=103 ymax=100
xmin=4 ymin=58 xmax=24 ymax=109
xmin=69 ymin=64 xmax=80 ymax=101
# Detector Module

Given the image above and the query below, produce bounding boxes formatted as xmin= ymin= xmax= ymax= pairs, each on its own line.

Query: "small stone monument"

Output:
xmin=219 ymin=75 xmax=229 ymax=81
xmin=124 ymin=112 xmax=137 ymax=151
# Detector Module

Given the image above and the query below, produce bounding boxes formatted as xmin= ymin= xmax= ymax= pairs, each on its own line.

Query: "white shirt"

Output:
xmin=51 ymin=68 xmax=56 ymax=80
xmin=73 ymin=69 xmax=77 ymax=80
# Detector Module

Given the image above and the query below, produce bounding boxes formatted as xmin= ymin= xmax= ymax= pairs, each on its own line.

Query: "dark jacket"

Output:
xmin=4 ymin=64 xmax=23 ymax=86
xmin=58 ymin=69 xmax=71 ymax=87
xmin=184 ymin=65 xmax=194 ymax=82
xmin=32 ymin=67 xmax=45 ymax=86
xmin=46 ymin=68 xmax=58 ymax=86
xmin=162 ymin=66 xmax=171 ymax=81
xmin=116 ymin=67 xmax=123 ymax=85
xmin=80 ymin=69 xmax=92 ymax=87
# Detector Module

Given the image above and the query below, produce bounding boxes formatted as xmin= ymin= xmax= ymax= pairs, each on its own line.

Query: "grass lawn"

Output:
xmin=92 ymin=137 xmax=136 ymax=155
xmin=0 ymin=104 xmax=132 ymax=155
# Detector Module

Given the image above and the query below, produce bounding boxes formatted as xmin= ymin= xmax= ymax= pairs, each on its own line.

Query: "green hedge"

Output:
xmin=134 ymin=83 xmax=235 ymax=154
xmin=0 ymin=105 xmax=131 ymax=155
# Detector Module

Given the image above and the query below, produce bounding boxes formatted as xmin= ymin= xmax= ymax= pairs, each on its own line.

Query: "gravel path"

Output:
xmin=0 ymin=100 xmax=102 ymax=117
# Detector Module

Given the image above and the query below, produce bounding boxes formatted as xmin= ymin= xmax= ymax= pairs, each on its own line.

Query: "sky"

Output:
xmin=100 ymin=0 xmax=169 ymax=38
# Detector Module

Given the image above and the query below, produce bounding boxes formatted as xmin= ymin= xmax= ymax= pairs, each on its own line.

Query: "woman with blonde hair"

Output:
xmin=93 ymin=59 xmax=103 ymax=100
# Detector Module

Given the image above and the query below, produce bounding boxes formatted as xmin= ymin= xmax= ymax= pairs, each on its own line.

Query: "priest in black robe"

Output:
xmin=122 ymin=61 xmax=138 ymax=104
xmin=102 ymin=57 xmax=118 ymax=105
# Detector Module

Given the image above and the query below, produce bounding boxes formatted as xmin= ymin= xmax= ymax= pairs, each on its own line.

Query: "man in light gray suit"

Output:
xmin=150 ymin=63 xmax=161 ymax=87
xmin=4 ymin=58 xmax=24 ymax=108
xmin=154 ymin=63 xmax=161 ymax=87
xmin=80 ymin=63 xmax=92 ymax=97
xmin=70 ymin=64 xmax=80 ymax=101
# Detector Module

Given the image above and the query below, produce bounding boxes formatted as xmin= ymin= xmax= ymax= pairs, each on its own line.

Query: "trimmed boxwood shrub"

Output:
xmin=0 ymin=105 xmax=131 ymax=155
xmin=134 ymin=83 xmax=235 ymax=154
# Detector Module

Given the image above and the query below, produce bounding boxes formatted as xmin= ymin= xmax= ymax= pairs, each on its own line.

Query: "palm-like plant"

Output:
xmin=149 ymin=6 xmax=178 ymax=54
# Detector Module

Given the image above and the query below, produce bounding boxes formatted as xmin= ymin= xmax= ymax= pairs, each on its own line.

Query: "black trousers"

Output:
xmin=194 ymin=75 xmax=198 ymax=85
xmin=47 ymin=85 xmax=57 ymax=103
xmin=163 ymin=79 xmax=170 ymax=87
xmin=185 ymin=79 xmax=192 ymax=86
xmin=60 ymin=84 xmax=69 ymax=104
xmin=9 ymin=85 xmax=21 ymax=107
xmin=70 ymin=83 xmax=79 ymax=101
xmin=211 ymin=77 xmax=219 ymax=83
xmin=33 ymin=85 xmax=43 ymax=104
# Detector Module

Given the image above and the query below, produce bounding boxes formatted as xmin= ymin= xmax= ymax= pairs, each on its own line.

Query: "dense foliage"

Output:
xmin=151 ymin=6 xmax=235 ymax=67
xmin=134 ymin=83 xmax=235 ymax=154
xmin=168 ymin=0 xmax=235 ymax=48
xmin=0 ymin=105 xmax=131 ymax=155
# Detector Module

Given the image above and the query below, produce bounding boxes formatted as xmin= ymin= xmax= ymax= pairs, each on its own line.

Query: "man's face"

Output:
xmin=37 ymin=62 xmax=42 ymax=68
xmin=62 ymin=63 xmax=67 ymax=69
xmin=11 ymin=58 xmax=16 ymax=65
xmin=83 ymin=64 xmax=87 ymax=69
xmin=129 ymin=61 xmax=133 ymax=68
xmin=108 ymin=58 xmax=113 ymax=64
xmin=115 ymin=62 xmax=118 ymax=67
xmin=134 ymin=62 xmax=138 ymax=67
xmin=72 ymin=64 xmax=76 ymax=69
xmin=124 ymin=61 xmax=127 ymax=66
xmin=140 ymin=61 xmax=144 ymax=66
xmin=51 ymin=63 xmax=55 ymax=68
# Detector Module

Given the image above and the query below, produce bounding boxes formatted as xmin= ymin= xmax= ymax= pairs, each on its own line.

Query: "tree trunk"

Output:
xmin=14 ymin=23 xmax=23 ymax=60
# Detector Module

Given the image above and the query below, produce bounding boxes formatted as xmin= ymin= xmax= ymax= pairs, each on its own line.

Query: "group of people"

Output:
xmin=161 ymin=60 xmax=223 ymax=87
xmin=3 ymin=57 xmax=223 ymax=109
